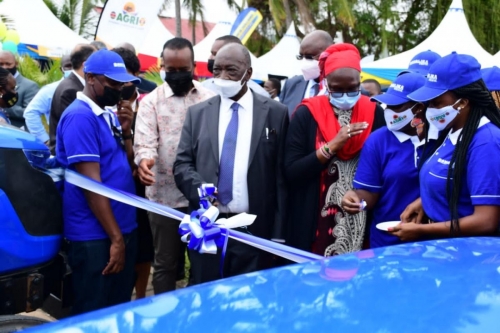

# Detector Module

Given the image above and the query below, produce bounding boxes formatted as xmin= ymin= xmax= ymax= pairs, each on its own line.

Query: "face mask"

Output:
xmin=1 ymin=90 xmax=18 ymax=107
xmin=384 ymin=106 xmax=415 ymax=132
xmin=301 ymin=59 xmax=320 ymax=81
xmin=121 ymin=85 xmax=136 ymax=100
xmin=63 ymin=70 xmax=72 ymax=78
xmin=7 ymin=67 xmax=17 ymax=76
xmin=330 ymin=93 xmax=360 ymax=111
xmin=425 ymin=99 xmax=462 ymax=131
xmin=93 ymin=78 xmax=122 ymax=106
xmin=207 ymin=59 xmax=215 ymax=74
xmin=164 ymin=71 xmax=194 ymax=97
xmin=213 ymin=71 xmax=247 ymax=99
xmin=159 ymin=69 xmax=166 ymax=82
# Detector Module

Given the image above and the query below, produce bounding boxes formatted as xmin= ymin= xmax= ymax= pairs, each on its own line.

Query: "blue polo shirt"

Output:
xmin=420 ymin=117 xmax=500 ymax=222
xmin=56 ymin=92 xmax=136 ymax=241
xmin=353 ymin=127 xmax=432 ymax=248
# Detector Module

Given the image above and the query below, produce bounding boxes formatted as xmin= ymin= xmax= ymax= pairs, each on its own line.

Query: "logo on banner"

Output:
xmin=109 ymin=2 xmax=146 ymax=27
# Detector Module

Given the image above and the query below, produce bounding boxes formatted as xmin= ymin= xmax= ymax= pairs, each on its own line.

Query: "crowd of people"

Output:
xmin=0 ymin=28 xmax=499 ymax=317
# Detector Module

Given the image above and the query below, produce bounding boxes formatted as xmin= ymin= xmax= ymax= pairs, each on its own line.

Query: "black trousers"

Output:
xmin=188 ymin=227 xmax=273 ymax=285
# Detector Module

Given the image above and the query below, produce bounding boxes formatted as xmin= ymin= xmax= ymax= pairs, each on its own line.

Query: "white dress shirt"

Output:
xmin=303 ymin=79 xmax=327 ymax=99
xmin=218 ymin=88 xmax=253 ymax=213
xmin=72 ymin=70 xmax=86 ymax=86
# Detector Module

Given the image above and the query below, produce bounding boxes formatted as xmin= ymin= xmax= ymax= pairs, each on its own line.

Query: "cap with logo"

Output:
xmin=481 ymin=66 xmax=500 ymax=91
xmin=407 ymin=52 xmax=482 ymax=102
xmin=371 ymin=72 xmax=426 ymax=106
xmin=398 ymin=50 xmax=442 ymax=77
xmin=83 ymin=49 xmax=141 ymax=84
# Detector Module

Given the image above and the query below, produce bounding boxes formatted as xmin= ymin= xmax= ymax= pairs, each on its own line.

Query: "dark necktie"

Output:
xmin=311 ymin=82 xmax=319 ymax=97
xmin=218 ymin=102 xmax=239 ymax=205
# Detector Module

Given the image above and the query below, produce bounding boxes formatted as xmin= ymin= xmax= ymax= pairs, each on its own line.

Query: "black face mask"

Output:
xmin=207 ymin=59 xmax=215 ymax=74
xmin=7 ymin=67 xmax=17 ymax=76
xmin=93 ymin=78 xmax=122 ymax=106
xmin=2 ymin=90 xmax=18 ymax=107
xmin=121 ymin=85 xmax=136 ymax=101
xmin=164 ymin=71 xmax=193 ymax=96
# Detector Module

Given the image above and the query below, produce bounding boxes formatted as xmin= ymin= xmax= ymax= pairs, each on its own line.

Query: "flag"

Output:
xmin=95 ymin=0 xmax=164 ymax=51
xmin=230 ymin=7 xmax=263 ymax=45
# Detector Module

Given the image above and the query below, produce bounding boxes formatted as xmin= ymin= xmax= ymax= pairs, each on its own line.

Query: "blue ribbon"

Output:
xmin=57 ymin=169 xmax=322 ymax=265
xmin=197 ymin=184 xmax=217 ymax=210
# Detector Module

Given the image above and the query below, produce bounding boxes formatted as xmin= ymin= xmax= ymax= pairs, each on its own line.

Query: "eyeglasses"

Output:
xmin=296 ymin=54 xmax=319 ymax=61
xmin=329 ymin=91 xmax=361 ymax=98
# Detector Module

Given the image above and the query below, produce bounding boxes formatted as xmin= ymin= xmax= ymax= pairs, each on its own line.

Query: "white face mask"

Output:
xmin=301 ymin=59 xmax=320 ymax=81
xmin=425 ymin=99 xmax=462 ymax=131
xmin=384 ymin=105 xmax=415 ymax=132
xmin=213 ymin=71 xmax=247 ymax=99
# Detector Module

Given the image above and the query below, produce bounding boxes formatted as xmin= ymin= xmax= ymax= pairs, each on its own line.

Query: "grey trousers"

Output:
xmin=149 ymin=208 xmax=187 ymax=294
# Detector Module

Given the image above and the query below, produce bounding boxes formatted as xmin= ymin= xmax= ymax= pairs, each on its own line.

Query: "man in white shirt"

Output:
xmin=202 ymin=35 xmax=270 ymax=98
xmin=24 ymin=54 xmax=72 ymax=144
xmin=174 ymin=43 xmax=289 ymax=284
xmin=280 ymin=30 xmax=333 ymax=117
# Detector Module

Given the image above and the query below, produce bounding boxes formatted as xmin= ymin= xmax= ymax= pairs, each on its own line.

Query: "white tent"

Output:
xmin=256 ymin=23 xmax=302 ymax=78
xmin=362 ymin=0 xmax=496 ymax=82
xmin=0 ymin=0 xmax=88 ymax=57
xmin=191 ymin=6 xmax=267 ymax=81
xmin=139 ymin=18 xmax=175 ymax=58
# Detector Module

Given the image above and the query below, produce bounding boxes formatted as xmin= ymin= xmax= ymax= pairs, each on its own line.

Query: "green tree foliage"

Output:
xmin=244 ymin=0 xmax=500 ymax=58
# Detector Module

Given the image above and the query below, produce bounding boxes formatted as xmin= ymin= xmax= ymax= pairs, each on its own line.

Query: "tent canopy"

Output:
xmin=256 ymin=23 xmax=302 ymax=78
xmin=0 ymin=0 xmax=88 ymax=57
xmin=362 ymin=0 xmax=495 ymax=82
xmin=192 ymin=7 xmax=267 ymax=81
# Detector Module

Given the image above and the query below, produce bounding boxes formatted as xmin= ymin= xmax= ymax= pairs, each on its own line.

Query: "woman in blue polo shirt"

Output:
xmin=393 ymin=52 xmax=500 ymax=240
xmin=341 ymin=72 xmax=431 ymax=248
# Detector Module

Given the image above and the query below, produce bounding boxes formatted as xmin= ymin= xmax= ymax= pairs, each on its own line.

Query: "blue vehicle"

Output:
xmin=0 ymin=123 xmax=70 ymax=331
xmin=24 ymin=237 xmax=500 ymax=332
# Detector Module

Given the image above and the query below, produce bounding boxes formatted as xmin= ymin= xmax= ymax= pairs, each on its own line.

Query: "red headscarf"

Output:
xmin=319 ymin=43 xmax=361 ymax=82
xmin=298 ymin=43 xmax=375 ymax=161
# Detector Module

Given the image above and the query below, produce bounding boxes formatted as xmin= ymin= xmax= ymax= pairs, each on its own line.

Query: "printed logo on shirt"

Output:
xmin=409 ymin=59 xmax=429 ymax=66
xmin=428 ymin=74 xmax=438 ymax=82
xmin=438 ymin=158 xmax=450 ymax=165
xmin=391 ymin=113 xmax=407 ymax=124
xmin=390 ymin=83 xmax=404 ymax=92
xmin=430 ymin=112 xmax=449 ymax=123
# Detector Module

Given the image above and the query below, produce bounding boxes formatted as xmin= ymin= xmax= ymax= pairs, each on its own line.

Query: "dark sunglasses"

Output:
xmin=329 ymin=91 xmax=361 ymax=98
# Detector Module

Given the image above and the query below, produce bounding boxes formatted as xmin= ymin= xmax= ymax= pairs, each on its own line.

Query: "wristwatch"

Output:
xmin=122 ymin=129 xmax=133 ymax=140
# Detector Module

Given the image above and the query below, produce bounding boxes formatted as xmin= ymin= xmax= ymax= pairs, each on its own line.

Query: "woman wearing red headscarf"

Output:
xmin=285 ymin=43 xmax=385 ymax=256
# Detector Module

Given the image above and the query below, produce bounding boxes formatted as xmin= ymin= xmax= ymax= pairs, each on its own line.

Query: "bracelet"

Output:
xmin=319 ymin=145 xmax=332 ymax=159
xmin=122 ymin=133 xmax=133 ymax=140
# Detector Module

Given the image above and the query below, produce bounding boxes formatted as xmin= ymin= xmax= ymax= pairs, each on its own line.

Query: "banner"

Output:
xmin=94 ymin=0 xmax=164 ymax=51
xmin=230 ymin=7 xmax=263 ymax=45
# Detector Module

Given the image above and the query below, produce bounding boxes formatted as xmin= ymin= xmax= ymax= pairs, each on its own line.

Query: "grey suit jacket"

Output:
xmin=279 ymin=75 xmax=309 ymax=118
xmin=174 ymin=91 xmax=289 ymax=240
xmin=6 ymin=74 xmax=39 ymax=128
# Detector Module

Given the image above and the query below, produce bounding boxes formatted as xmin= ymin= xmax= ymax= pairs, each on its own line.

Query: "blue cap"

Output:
xmin=481 ymin=66 xmax=500 ymax=91
xmin=407 ymin=52 xmax=482 ymax=102
xmin=83 ymin=49 xmax=141 ymax=83
xmin=398 ymin=50 xmax=441 ymax=76
xmin=371 ymin=72 xmax=426 ymax=106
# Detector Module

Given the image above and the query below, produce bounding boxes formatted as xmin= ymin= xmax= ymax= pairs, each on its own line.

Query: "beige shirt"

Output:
xmin=134 ymin=81 xmax=215 ymax=208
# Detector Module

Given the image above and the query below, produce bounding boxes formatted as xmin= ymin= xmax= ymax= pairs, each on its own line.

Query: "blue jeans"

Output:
xmin=67 ymin=230 xmax=137 ymax=315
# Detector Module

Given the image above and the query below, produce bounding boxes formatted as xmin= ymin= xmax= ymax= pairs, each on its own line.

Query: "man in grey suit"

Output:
xmin=0 ymin=51 xmax=39 ymax=129
xmin=174 ymin=43 xmax=289 ymax=285
xmin=280 ymin=31 xmax=333 ymax=118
